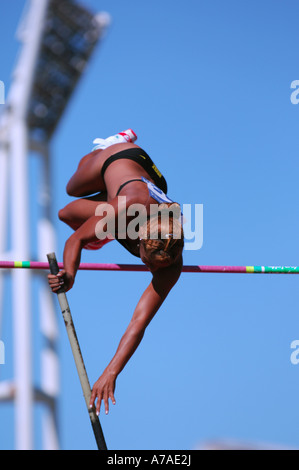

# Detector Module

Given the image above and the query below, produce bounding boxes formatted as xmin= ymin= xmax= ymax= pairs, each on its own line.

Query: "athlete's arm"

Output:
xmin=48 ymin=199 xmax=123 ymax=292
xmin=89 ymin=256 xmax=182 ymax=415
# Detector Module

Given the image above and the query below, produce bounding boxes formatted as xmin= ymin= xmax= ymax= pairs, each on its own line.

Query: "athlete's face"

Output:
xmin=139 ymin=240 xmax=173 ymax=272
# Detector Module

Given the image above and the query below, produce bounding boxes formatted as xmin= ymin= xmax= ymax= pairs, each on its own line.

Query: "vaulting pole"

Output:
xmin=47 ymin=252 xmax=107 ymax=451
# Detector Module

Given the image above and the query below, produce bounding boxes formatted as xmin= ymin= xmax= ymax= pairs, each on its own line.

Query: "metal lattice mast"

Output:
xmin=0 ymin=0 xmax=110 ymax=450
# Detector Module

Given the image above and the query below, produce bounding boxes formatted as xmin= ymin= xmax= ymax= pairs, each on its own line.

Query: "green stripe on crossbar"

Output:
xmin=15 ymin=261 xmax=31 ymax=268
xmin=254 ymin=266 xmax=299 ymax=273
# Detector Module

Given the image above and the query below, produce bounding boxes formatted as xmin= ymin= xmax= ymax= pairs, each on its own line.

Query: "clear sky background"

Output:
xmin=0 ymin=0 xmax=299 ymax=450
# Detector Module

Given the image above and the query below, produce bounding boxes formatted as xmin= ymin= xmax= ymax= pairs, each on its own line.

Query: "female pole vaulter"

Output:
xmin=48 ymin=130 xmax=184 ymax=416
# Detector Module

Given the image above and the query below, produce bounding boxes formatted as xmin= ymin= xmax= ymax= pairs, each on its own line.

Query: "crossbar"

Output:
xmin=0 ymin=261 xmax=298 ymax=274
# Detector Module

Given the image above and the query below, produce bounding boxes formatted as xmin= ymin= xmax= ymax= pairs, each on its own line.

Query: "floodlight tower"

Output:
xmin=0 ymin=0 xmax=110 ymax=450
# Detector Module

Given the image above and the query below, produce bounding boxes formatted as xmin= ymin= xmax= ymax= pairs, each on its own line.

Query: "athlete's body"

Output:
xmin=48 ymin=134 xmax=184 ymax=415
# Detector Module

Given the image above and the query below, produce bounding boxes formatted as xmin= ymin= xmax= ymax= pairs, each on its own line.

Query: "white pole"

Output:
xmin=37 ymin=140 xmax=60 ymax=450
xmin=11 ymin=120 xmax=33 ymax=450
xmin=0 ymin=141 xmax=9 ymax=252
xmin=7 ymin=0 xmax=50 ymax=120
xmin=8 ymin=0 xmax=50 ymax=450
xmin=0 ymin=140 xmax=9 ymax=339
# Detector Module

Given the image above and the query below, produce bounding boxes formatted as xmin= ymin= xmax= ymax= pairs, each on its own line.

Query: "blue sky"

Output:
xmin=1 ymin=0 xmax=299 ymax=450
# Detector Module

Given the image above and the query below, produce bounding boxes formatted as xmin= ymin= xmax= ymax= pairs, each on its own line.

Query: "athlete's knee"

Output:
xmin=66 ymin=181 xmax=77 ymax=197
xmin=66 ymin=180 xmax=89 ymax=198
xmin=66 ymin=154 xmax=95 ymax=196
xmin=58 ymin=206 xmax=70 ymax=223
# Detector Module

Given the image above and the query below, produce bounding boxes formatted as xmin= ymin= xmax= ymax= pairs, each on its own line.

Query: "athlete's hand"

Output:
xmin=90 ymin=370 xmax=117 ymax=415
xmin=48 ymin=270 xmax=74 ymax=293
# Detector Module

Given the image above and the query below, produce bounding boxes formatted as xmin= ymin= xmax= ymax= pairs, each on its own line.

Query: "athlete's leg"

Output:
xmin=58 ymin=192 xmax=108 ymax=230
xmin=59 ymin=192 xmax=114 ymax=250
xmin=76 ymin=150 xmax=100 ymax=170
xmin=66 ymin=150 xmax=107 ymax=198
